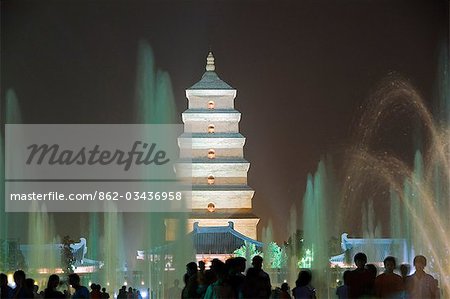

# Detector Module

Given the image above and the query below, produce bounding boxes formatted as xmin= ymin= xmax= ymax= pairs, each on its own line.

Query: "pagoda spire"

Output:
xmin=206 ymin=52 xmax=215 ymax=71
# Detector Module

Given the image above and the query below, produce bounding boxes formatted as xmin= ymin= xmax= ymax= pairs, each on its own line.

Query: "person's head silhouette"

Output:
xmin=186 ymin=262 xmax=198 ymax=276
xmin=400 ymin=264 xmax=410 ymax=278
xmin=383 ymin=256 xmax=396 ymax=273
xmin=198 ymin=261 xmax=206 ymax=272
xmin=252 ymin=255 xmax=263 ymax=270
xmin=68 ymin=273 xmax=81 ymax=288
xmin=413 ymin=255 xmax=427 ymax=272
xmin=354 ymin=252 xmax=367 ymax=269
xmin=13 ymin=270 xmax=26 ymax=287
xmin=0 ymin=273 xmax=8 ymax=287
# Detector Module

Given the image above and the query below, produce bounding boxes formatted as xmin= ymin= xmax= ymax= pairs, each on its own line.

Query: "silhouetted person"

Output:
xmin=202 ymin=259 xmax=222 ymax=290
xmin=199 ymin=261 xmax=206 ymax=273
xmin=68 ymin=274 xmax=89 ymax=299
xmin=292 ymin=270 xmax=316 ymax=299
xmin=366 ymin=264 xmax=378 ymax=278
xmin=336 ymin=270 xmax=350 ymax=299
xmin=227 ymin=257 xmax=246 ymax=298
xmin=182 ymin=262 xmax=200 ymax=299
xmin=203 ymin=260 xmax=234 ymax=299
xmin=399 ymin=264 xmax=410 ymax=282
xmin=24 ymin=278 xmax=36 ymax=298
xmin=44 ymin=274 xmax=64 ymax=299
xmin=399 ymin=264 xmax=410 ymax=298
xmin=209 ymin=259 xmax=224 ymax=282
xmin=374 ymin=256 xmax=403 ymax=298
xmin=1 ymin=273 xmax=13 ymax=299
xmin=126 ymin=287 xmax=133 ymax=299
xmin=242 ymin=255 xmax=271 ymax=299
xmin=31 ymin=285 xmax=39 ymax=299
xmin=117 ymin=286 xmax=127 ymax=299
xmin=365 ymin=263 xmax=378 ymax=296
xmin=347 ymin=252 xmax=374 ymax=298
xmin=280 ymin=283 xmax=292 ymax=299
xmin=197 ymin=261 xmax=208 ymax=297
xmin=90 ymin=284 xmax=101 ymax=299
xmin=100 ymin=288 xmax=109 ymax=299
xmin=405 ymin=255 xmax=439 ymax=299
xmin=12 ymin=270 xmax=33 ymax=299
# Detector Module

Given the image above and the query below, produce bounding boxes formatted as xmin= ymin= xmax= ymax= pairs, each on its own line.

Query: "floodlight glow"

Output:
xmin=8 ymin=273 xmax=16 ymax=288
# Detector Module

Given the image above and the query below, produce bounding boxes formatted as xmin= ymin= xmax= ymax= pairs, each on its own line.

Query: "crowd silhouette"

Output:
xmin=180 ymin=253 xmax=440 ymax=299
xmin=0 ymin=272 xmax=113 ymax=299
xmin=336 ymin=253 xmax=439 ymax=299
xmin=0 ymin=253 xmax=440 ymax=299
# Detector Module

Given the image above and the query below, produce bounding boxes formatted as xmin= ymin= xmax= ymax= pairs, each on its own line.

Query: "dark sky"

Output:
xmin=2 ymin=0 xmax=448 ymax=243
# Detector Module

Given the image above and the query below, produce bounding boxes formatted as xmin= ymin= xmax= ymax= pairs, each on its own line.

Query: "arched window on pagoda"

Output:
xmin=208 ymin=124 xmax=215 ymax=134
xmin=207 ymin=202 xmax=216 ymax=212
xmin=207 ymin=149 xmax=216 ymax=159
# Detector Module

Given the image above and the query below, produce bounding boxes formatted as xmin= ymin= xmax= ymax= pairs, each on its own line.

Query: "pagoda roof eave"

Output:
xmin=187 ymin=71 xmax=234 ymax=90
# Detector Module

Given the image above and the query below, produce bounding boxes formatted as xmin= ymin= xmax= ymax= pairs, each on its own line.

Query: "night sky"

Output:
xmin=2 ymin=0 xmax=448 ymax=243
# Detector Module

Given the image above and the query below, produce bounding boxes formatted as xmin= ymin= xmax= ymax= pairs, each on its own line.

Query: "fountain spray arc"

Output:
xmin=340 ymin=74 xmax=450 ymax=296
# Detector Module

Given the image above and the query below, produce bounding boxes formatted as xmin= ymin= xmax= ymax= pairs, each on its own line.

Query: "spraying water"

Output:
xmin=132 ymin=39 xmax=192 ymax=297
xmin=302 ymin=160 xmax=337 ymax=298
xmin=101 ymin=204 xmax=126 ymax=292
xmin=340 ymin=75 xmax=450 ymax=295
xmin=0 ymin=89 xmax=24 ymax=272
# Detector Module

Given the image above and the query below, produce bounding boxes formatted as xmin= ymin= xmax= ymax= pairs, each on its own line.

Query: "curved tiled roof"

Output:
xmin=150 ymin=222 xmax=262 ymax=254
xmin=330 ymin=233 xmax=410 ymax=266
xmin=188 ymin=71 xmax=233 ymax=90
xmin=189 ymin=222 xmax=263 ymax=254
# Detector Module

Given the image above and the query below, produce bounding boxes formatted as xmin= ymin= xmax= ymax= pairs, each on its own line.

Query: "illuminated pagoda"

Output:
xmin=172 ymin=52 xmax=261 ymax=259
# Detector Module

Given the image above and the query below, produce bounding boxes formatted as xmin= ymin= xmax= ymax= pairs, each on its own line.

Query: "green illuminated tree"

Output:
xmin=266 ymin=242 xmax=287 ymax=269
xmin=233 ymin=241 xmax=262 ymax=261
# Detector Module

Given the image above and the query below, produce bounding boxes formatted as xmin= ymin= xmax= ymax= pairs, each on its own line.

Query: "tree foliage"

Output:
xmin=0 ymin=239 xmax=26 ymax=272
xmin=233 ymin=241 xmax=262 ymax=261
xmin=266 ymin=242 xmax=287 ymax=269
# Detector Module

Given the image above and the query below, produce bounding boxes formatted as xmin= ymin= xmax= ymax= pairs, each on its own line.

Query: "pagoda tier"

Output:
xmin=182 ymin=110 xmax=242 ymax=134
xmin=178 ymin=133 xmax=246 ymax=159
xmin=190 ymin=188 xmax=255 ymax=209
